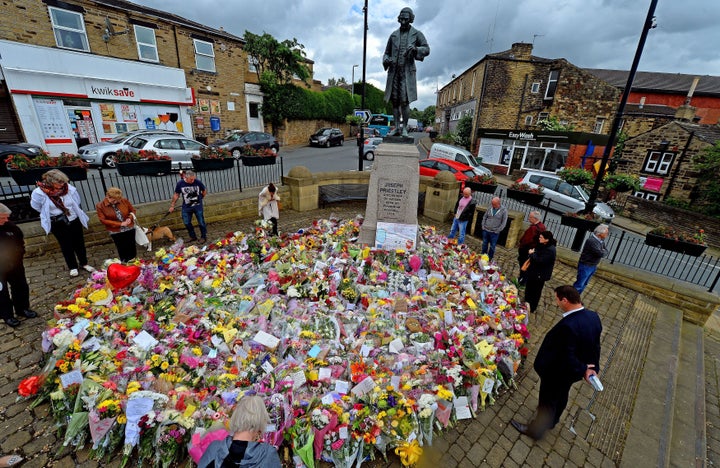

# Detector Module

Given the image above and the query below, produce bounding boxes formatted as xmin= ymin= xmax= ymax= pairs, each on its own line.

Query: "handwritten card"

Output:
xmin=351 ymin=376 xmax=375 ymax=397
xmin=132 ymin=330 xmax=158 ymax=351
xmin=321 ymin=393 xmax=335 ymax=405
xmin=318 ymin=367 xmax=331 ymax=380
xmin=339 ymin=426 xmax=349 ymax=439
xmin=71 ymin=318 xmax=90 ymax=335
xmin=261 ymin=361 xmax=274 ymax=374
xmin=335 ymin=380 xmax=350 ymax=394
xmin=252 ymin=331 xmax=280 ymax=350
xmin=292 ymin=371 xmax=307 ymax=389
xmin=482 ymin=377 xmax=495 ymax=394
xmin=60 ymin=369 xmax=83 ymax=388
xmin=388 ymin=338 xmax=404 ymax=354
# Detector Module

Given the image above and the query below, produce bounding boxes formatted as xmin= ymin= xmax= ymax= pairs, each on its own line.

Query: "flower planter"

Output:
xmin=116 ymin=160 xmax=172 ymax=176
xmin=240 ymin=156 xmax=276 ymax=167
xmin=465 ymin=181 xmax=498 ymax=194
xmin=191 ymin=157 xmax=235 ymax=172
xmin=560 ymin=215 xmax=601 ymax=232
xmin=8 ymin=166 xmax=87 ymax=185
xmin=505 ymin=188 xmax=544 ymax=205
xmin=645 ymin=233 xmax=707 ymax=257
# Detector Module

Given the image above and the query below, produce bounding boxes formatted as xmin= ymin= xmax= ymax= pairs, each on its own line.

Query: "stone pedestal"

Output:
xmin=472 ymin=206 xmax=524 ymax=249
xmin=358 ymin=143 xmax=420 ymax=246
xmin=422 ymin=171 xmax=461 ymax=222
xmin=282 ymin=166 xmax=317 ymax=212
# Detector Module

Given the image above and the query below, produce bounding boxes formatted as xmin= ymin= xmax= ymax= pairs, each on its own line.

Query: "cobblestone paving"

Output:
xmin=1 ymin=202 xmax=717 ymax=467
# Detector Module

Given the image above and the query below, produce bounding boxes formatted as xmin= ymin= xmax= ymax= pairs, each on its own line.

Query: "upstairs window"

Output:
xmin=538 ymin=112 xmax=549 ymax=121
xmin=643 ymin=151 xmax=674 ymax=175
xmin=593 ymin=117 xmax=606 ymax=134
xmin=531 ymin=82 xmax=541 ymax=93
xmin=524 ymin=115 xmax=533 ymax=125
xmin=544 ymin=70 xmax=560 ymax=100
xmin=193 ymin=39 xmax=216 ymax=72
xmin=134 ymin=25 xmax=158 ymax=62
xmin=248 ymin=55 xmax=258 ymax=73
xmin=49 ymin=7 xmax=89 ymax=51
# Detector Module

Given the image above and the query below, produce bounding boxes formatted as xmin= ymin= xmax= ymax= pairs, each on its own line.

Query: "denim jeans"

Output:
xmin=181 ymin=205 xmax=207 ymax=240
xmin=482 ymin=230 xmax=500 ymax=259
xmin=573 ymin=262 xmax=598 ymax=293
xmin=448 ymin=218 xmax=468 ymax=244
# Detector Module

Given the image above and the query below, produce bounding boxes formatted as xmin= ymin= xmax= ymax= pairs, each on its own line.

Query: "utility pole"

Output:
xmin=585 ymin=0 xmax=658 ymax=213
xmin=358 ymin=0 xmax=368 ymax=172
xmin=351 ymin=64 xmax=359 ymax=99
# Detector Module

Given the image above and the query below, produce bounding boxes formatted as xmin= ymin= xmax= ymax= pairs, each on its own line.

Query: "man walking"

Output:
xmin=511 ymin=285 xmax=602 ymax=440
xmin=481 ymin=196 xmax=508 ymax=260
xmin=0 ymin=203 xmax=37 ymax=328
xmin=448 ymin=187 xmax=475 ymax=244
xmin=573 ymin=224 xmax=609 ymax=293
xmin=169 ymin=170 xmax=208 ymax=243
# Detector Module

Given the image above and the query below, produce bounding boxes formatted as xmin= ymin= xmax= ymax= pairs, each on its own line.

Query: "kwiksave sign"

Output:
xmin=84 ymin=81 xmax=140 ymax=101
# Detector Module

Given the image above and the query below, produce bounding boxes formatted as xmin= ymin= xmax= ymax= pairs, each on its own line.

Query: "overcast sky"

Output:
xmin=133 ymin=0 xmax=720 ymax=111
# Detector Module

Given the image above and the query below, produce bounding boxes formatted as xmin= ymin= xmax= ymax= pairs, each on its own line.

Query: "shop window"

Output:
xmin=193 ymin=39 xmax=216 ymax=72
xmin=642 ymin=151 xmax=674 ymax=175
xmin=134 ymin=25 xmax=158 ymax=62
xmin=531 ymin=82 xmax=540 ymax=93
xmin=49 ymin=7 xmax=89 ymax=51
xmin=544 ymin=70 xmax=560 ymax=100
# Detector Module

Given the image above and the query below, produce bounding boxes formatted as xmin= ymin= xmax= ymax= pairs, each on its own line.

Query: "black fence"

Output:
xmin=472 ymin=188 xmax=720 ymax=293
xmin=0 ymin=157 xmax=284 ymax=224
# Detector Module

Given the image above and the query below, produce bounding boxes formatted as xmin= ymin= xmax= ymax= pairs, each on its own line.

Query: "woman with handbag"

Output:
xmin=96 ymin=187 xmax=137 ymax=263
xmin=523 ymin=230 xmax=557 ymax=313
xmin=30 ymin=169 xmax=95 ymax=277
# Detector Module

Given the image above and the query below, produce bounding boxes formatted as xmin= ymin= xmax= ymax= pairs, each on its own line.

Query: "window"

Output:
xmin=471 ymin=71 xmax=476 ymax=97
xmin=593 ymin=117 xmax=606 ymax=134
xmin=249 ymin=103 xmax=260 ymax=118
xmin=538 ymin=112 xmax=549 ymax=121
xmin=155 ymin=139 xmax=181 ymax=150
xmin=181 ymin=139 xmax=203 ymax=151
xmin=193 ymin=39 xmax=215 ymax=72
xmin=49 ymin=7 xmax=89 ymax=51
xmin=634 ymin=191 xmax=659 ymax=201
xmin=524 ymin=116 xmax=533 ymax=125
xmin=248 ymin=55 xmax=258 ymax=73
xmin=531 ymin=82 xmax=541 ymax=93
xmin=544 ymin=70 xmax=560 ymax=100
xmin=134 ymin=25 xmax=158 ymax=62
xmin=643 ymin=151 xmax=675 ymax=175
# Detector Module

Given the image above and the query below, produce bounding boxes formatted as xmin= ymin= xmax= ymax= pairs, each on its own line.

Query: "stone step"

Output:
xmin=620 ymin=303 xmax=683 ymax=468
xmin=669 ymin=322 xmax=706 ymax=467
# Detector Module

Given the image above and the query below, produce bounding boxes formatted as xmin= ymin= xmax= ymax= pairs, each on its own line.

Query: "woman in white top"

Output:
xmin=258 ymin=183 xmax=279 ymax=235
xmin=30 ymin=169 xmax=95 ymax=277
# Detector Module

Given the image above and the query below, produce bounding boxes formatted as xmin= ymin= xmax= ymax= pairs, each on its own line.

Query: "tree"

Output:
xmin=691 ymin=141 xmax=720 ymax=217
xmin=351 ymin=82 xmax=387 ymax=114
xmin=537 ymin=116 xmax=575 ymax=131
xmin=454 ymin=115 xmax=473 ymax=149
xmin=421 ymin=106 xmax=436 ymax=127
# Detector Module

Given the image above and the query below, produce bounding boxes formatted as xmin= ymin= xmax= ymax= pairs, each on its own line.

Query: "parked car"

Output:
xmin=363 ymin=137 xmax=384 ymax=161
xmin=0 ymin=142 xmax=44 ymax=176
xmin=419 ymin=158 xmax=476 ymax=184
xmin=211 ymin=131 xmax=280 ymax=158
xmin=124 ymin=135 xmax=206 ymax=170
xmin=78 ymin=129 xmax=183 ymax=168
xmin=309 ymin=128 xmax=344 ymax=148
xmin=518 ymin=170 xmax=615 ymax=221
xmin=428 ymin=143 xmax=492 ymax=177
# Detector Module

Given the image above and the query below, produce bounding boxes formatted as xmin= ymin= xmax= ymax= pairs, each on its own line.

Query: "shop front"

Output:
xmin=476 ymin=128 xmax=609 ymax=175
xmin=0 ymin=40 xmax=194 ymax=155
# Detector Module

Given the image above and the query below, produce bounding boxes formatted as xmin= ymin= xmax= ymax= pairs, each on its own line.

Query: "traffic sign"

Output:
xmin=354 ymin=109 xmax=372 ymax=124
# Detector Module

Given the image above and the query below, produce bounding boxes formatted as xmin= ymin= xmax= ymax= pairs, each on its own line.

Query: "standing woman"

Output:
xmin=524 ymin=230 xmax=557 ymax=313
xmin=30 ymin=169 xmax=95 ymax=277
xmin=96 ymin=187 xmax=137 ymax=262
xmin=258 ymin=183 xmax=280 ymax=236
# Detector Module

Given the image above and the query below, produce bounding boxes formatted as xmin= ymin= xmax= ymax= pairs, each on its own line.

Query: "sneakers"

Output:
xmin=82 ymin=265 xmax=96 ymax=273
xmin=69 ymin=269 xmax=79 ymax=277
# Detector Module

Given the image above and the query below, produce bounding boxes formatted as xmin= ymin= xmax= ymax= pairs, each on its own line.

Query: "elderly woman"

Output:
xmin=258 ymin=183 xmax=280 ymax=236
xmin=96 ymin=187 xmax=137 ymax=262
xmin=523 ymin=230 xmax=557 ymax=313
xmin=198 ymin=395 xmax=281 ymax=468
xmin=30 ymin=169 xmax=95 ymax=277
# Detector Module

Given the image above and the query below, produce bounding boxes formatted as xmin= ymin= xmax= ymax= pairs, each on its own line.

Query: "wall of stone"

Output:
xmin=275 ymin=120 xmax=351 ymax=147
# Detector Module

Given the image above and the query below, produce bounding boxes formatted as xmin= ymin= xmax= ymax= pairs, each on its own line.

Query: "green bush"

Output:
xmin=604 ymin=173 xmax=640 ymax=192
xmin=558 ymin=167 xmax=594 ymax=186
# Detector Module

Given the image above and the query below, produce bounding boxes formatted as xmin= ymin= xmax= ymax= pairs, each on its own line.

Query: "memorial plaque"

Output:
xmin=377 ymin=178 xmax=410 ymax=221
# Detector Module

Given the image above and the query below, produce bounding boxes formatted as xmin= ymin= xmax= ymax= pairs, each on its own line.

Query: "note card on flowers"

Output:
xmin=252 ymin=330 xmax=280 ymax=350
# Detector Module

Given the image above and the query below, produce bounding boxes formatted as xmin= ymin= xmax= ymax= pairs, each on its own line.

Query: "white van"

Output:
xmin=428 ymin=143 xmax=491 ymax=176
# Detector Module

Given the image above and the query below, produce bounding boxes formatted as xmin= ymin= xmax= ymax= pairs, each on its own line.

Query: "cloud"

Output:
xmin=131 ymin=0 xmax=720 ymax=110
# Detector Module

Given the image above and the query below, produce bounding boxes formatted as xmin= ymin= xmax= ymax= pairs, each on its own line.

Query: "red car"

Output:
xmin=419 ymin=158 xmax=476 ymax=184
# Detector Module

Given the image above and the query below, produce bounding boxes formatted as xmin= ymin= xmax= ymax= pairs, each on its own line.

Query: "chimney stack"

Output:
xmin=510 ymin=43 xmax=533 ymax=60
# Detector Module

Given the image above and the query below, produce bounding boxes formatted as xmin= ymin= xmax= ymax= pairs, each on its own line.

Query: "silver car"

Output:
xmin=78 ymin=130 xmax=182 ymax=168
xmin=519 ymin=170 xmax=615 ymax=221
xmin=123 ymin=134 xmax=206 ymax=170
xmin=363 ymin=137 xmax=383 ymax=161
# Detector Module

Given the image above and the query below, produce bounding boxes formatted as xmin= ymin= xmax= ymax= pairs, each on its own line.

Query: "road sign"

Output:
xmin=354 ymin=109 xmax=372 ymax=124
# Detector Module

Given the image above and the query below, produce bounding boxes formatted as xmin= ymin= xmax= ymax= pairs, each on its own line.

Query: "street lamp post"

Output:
xmin=351 ymin=64 xmax=359 ymax=99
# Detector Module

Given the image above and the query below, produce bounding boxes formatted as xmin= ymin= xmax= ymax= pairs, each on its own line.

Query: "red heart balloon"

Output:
xmin=107 ymin=263 xmax=141 ymax=290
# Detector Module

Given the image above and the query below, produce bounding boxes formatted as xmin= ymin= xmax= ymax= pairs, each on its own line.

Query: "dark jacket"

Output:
xmin=453 ymin=195 xmax=476 ymax=222
xmin=198 ymin=436 xmax=282 ymax=468
xmin=518 ymin=221 xmax=547 ymax=251
xmin=534 ymin=308 xmax=602 ymax=384
xmin=578 ymin=234 xmax=609 ymax=266
xmin=526 ymin=242 xmax=556 ymax=281
xmin=0 ymin=221 xmax=25 ymax=277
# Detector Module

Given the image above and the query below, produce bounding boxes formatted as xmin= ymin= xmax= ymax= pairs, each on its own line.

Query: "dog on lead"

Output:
xmin=143 ymin=225 xmax=175 ymax=251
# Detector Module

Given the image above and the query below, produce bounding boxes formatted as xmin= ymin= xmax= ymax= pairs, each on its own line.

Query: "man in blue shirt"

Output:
xmin=169 ymin=170 xmax=207 ymax=243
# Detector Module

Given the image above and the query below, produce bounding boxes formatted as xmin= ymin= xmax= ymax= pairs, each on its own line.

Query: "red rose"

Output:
xmin=18 ymin=375 xmax=44 ymax=397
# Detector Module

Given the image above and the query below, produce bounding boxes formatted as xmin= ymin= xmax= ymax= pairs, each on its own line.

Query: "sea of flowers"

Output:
xmin=19 ymin=217 xmax=530 ymax=468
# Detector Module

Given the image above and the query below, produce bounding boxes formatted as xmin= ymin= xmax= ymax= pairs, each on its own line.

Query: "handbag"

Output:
xmin=131 ymin=213 xmax=150 ymax=246
xmin=51 ymin=213 xmax=71 ymax=226
xmin=520 ymin=258 xmax=531 ymax=272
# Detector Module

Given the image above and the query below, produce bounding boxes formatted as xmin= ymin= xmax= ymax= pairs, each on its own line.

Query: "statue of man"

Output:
xmin=383 ymin=7 xmax=430 ymax=137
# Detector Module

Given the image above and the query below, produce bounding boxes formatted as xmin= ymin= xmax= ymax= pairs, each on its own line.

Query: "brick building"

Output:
xmin=0 ymin=0 xmax=317 ymax=154
xmin=436 ymin=43 xmax=620 ymax=175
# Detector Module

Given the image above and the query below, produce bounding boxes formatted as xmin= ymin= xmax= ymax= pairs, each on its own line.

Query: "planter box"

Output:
xmin=191 ymin=158 xmax=235 ymax=172
xmin=645 ymin=233 xmax=707 ymax=257
xmin=8 ymin=166 xmax=87 ymax=185
xmin=240 ymin=156 xmax=276 ymax=167
xmin=560 ymin=215 xmax=601 ymax=232
xmin=505 ymin=188 xmax=544 ymax=205
xmin=116 ymin=160 xmax=172 ymax=176
xmin=465 ymin=181 xmax=497 ymax=194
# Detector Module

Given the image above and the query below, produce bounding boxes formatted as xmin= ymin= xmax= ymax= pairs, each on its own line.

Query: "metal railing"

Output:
xmin=0 ymin=157 xmax=284 ymax=224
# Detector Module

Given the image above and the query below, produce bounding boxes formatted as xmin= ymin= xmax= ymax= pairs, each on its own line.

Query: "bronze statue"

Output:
xmin=383 ymin=7 xmax=430 ymax=137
